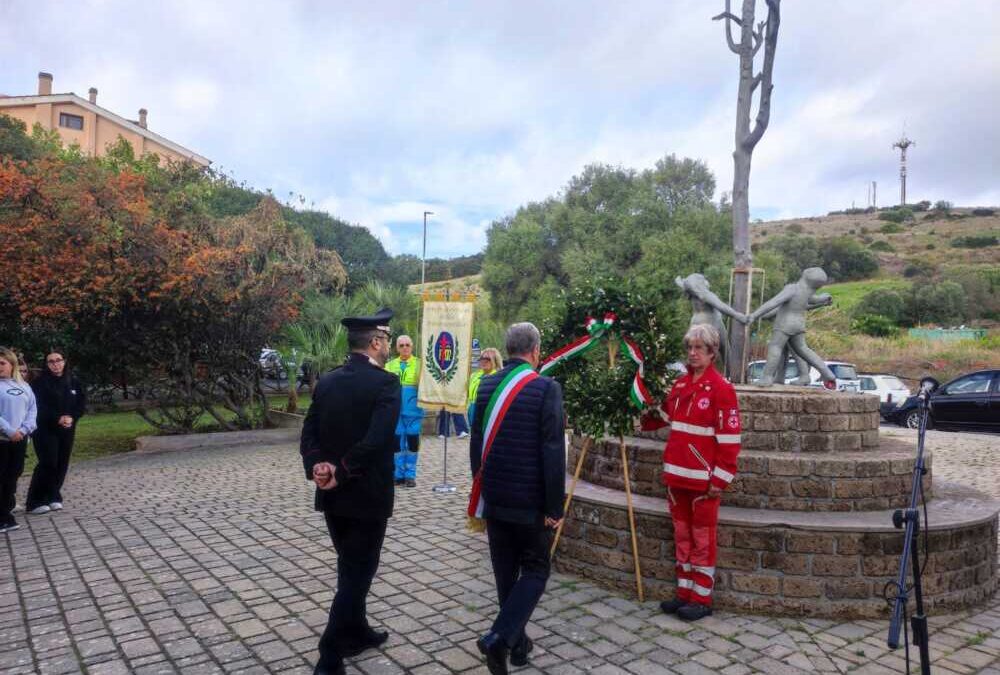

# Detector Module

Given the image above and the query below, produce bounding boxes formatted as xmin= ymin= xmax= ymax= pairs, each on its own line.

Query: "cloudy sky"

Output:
xmin=2 ymin=1 xmax=998 ymax=257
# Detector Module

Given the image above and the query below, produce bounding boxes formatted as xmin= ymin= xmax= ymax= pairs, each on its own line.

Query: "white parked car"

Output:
xmin=858 ymin=374 xmax=911 ymax=407
xmin=259 ymin=348 xmax=288 ymax=380
xmin=746 ymin=360 xmax=861 ymax=392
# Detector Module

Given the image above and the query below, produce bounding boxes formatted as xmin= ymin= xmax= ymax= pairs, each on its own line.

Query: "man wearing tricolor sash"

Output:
xmin=469 ymin=322 xmax=565 ymax=675
xmin=641 ymin=323 xmax=742 ymax=622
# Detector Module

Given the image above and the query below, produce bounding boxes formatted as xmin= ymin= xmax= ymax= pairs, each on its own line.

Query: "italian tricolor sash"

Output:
xmin=467 ymin=363 xmax=539 ymax=519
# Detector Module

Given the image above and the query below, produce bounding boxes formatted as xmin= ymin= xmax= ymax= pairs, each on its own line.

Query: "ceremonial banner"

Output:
xmin=418 ymin=300 xmax=475 ymax=413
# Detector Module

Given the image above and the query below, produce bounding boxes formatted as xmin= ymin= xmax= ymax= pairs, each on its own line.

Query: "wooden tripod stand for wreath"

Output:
xmin=550 ymin=338 xmax=645 ymax=602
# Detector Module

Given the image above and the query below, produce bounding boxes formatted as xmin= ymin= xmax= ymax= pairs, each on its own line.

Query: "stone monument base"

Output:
xmin=553 ymin=476 xmax=998 ymax=618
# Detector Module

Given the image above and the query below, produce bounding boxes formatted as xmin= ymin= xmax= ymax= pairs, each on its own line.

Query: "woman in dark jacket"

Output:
xmin=26 ymin=351 xmax=86 ymax=514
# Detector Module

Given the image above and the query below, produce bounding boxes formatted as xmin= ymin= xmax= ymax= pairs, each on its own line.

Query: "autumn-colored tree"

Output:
xmin=0 ymin=144 xmax=345 ymax=431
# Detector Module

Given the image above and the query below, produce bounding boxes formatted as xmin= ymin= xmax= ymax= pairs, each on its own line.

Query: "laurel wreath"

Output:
xmin=426 ymin=334 xmax=460 ymax=383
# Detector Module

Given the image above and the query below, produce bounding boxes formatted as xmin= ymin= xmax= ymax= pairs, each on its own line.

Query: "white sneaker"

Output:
xmin=457 ymin=431 xmax=469 ymax=438
xmin=437 ymin=434 xmax=446 ymax=439
xmin=12 ymin=504 xmax=23 ymax=513
xmin=6 ymin=522 xmax=19 ymax=532
xmin=28 ymin=505 xmax=51 ymax=515
xmin=49 ymin=502 xmax=63 ymax=511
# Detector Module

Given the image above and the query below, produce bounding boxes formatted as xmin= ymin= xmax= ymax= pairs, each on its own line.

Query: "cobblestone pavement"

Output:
xmin=2 ymin=430 xmax=999 ymax=675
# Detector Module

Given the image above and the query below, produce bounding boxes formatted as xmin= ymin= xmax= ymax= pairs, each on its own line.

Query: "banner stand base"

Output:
xmin=432 ymin=483 xmax=457 ymax=493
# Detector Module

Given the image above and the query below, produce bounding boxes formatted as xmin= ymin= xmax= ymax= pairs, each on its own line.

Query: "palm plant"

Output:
xmin=356 ymin=280 xmax=420 ymax=338
xmin=278 ymin=293 xmax=361 ymax=410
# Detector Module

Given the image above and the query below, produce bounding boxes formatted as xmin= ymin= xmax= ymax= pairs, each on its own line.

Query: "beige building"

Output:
xmin=0 ymin=72 xmax=209 ymax=167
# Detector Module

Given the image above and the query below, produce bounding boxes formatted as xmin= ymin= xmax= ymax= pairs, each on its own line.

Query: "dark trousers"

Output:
xmin=486 ymin=518 xmax=552 ymax=648
xmin=1 ymin=438 xmax=28 ymax=525
xmin=397 ymin=434 xmax=420 ymax=453
xmin=26 ymin=426 xmax=76 ymax=509
xmin=437 ymin=411 xmax=468 ymax=436
xmin=317 ymin=513 xmax=388 ymax=669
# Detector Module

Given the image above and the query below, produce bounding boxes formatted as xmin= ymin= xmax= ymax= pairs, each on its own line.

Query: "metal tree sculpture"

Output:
xmin=713 ymin=0 xmax=781 ymax=381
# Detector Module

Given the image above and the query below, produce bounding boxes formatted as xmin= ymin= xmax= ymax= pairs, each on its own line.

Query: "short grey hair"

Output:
xmin=395 ymin=334 xmax=413 ymax=347
xmin=505 ymin=322 xmax=541 ymax=357
xmin=683 ymin=323 xmax=720 ymax=356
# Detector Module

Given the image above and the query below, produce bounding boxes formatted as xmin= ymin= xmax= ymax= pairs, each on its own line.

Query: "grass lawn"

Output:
xmin=21 ymin=398 xmax=306 ymax=474
xmin=22 ymin=409 xmax=155 ymax=474
xmin=823 ymin=278 xmax=911 ymax=313
xmin=268 ymin=392 xmax=312 ymax=412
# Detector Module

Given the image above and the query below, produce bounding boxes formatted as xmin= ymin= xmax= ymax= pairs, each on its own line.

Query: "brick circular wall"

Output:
xmin=569 ymin=434 xmax=932 ymax=512
xmin=636 ymin=386 xmax=881 ymax=453
xmin=553 ymin=483 xmax=999 ymax=618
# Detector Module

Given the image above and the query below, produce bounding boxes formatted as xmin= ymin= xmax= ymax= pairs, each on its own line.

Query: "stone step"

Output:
xmin=553 ymin=477 xmax=999 ymax=619
xmin=134 ymin=427 xmax=300 ymax=454
xmin=634 ymin=386 xmax=882 ymax=452
xmin=570 ymin=435 xmax=928 ymax=512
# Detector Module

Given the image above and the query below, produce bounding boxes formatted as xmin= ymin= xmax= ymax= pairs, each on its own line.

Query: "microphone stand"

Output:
xmin=886 ymin=384 xmax=933 ymax=675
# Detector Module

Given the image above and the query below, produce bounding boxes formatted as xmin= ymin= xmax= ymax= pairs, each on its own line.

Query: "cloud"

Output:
xmin=315 ymin=195 xmax=489 ymax=258
xmin=2 ymin=0 xmax=998 ymax=256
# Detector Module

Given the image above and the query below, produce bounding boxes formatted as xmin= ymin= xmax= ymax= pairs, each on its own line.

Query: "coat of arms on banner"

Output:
xmin=426 ymin=331 xmax=460 ymax=383
xmin=418 ymin=299 xmax=474 ymax=412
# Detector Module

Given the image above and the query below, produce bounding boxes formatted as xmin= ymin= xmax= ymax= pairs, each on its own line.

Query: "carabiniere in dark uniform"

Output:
xmin=299 ymin=308 xmax=401 ymax=675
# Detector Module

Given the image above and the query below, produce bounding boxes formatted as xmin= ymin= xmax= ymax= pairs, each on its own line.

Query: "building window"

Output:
xmin=59 ymin=113 xmax=84 ymax=130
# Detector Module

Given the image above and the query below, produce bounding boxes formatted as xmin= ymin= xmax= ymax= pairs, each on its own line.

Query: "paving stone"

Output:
xmin=1 ymin=432 xmax=997 ymax=674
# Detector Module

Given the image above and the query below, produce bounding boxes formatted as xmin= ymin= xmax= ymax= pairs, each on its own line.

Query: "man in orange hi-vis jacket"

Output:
xmin=641 ymin=323 xmax=741 ymax=622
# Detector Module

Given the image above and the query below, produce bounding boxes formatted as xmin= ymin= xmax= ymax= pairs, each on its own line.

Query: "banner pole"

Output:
xmin=433 ymin=407 xmax=456 ymax=493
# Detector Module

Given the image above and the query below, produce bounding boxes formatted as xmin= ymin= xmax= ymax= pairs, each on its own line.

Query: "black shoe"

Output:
xmin=677 ymin=602 xmax=712 ymax=622
xmin=659 ymin=598 xmax=686 ymax=615
xmin=312 ymin=662 xmax=346 ymax=675
xmin=404 ymin=478 xmax=416 ymax=488
xmin=510 ymin=635 xmax=533 ymax=667
xmin=394 ymin=478 xmax=405 ymax=485
xmin=477 ymin=632 xmax=509 ymax=675
xmin=340 ymin=628 xmax=389 ymax=657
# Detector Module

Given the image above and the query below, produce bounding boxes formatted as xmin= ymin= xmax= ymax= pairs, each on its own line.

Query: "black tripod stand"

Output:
xmin=886 ymin=378 xmax=938 ymax=675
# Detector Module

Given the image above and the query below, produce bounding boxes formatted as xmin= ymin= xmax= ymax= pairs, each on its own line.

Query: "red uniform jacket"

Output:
xmin=641 ymin=364 xmax=742 ymax=492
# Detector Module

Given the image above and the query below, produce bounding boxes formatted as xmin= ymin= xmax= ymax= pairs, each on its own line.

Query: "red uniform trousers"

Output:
xmin=667 ymin=487 xmax=720 ymax=606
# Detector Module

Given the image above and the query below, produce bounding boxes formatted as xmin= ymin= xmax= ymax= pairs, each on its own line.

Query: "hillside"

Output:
xmin=416 ymin=210 xmax=996 ymax=384
xmin=409 ymin=274 xmax=484 ymax=297
xmin=754 ymin=207 xmax=999 ymax=275
xmin=750 ymin=207 xmax=999 ymax=383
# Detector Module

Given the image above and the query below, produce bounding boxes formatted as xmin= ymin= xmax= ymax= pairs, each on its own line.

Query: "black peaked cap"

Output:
xmin=341 ymin=307 xmax=393 ymax=334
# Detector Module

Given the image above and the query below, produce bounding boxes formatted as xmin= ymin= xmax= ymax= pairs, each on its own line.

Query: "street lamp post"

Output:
xmin=418 ymin=209 xmax=456 ymax=494
xmin=421 ymin=210 xmax=434 ymax=289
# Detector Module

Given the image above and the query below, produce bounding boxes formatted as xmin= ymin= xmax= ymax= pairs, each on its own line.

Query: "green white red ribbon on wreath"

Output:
xmin=539 ymin=312 xmax=654 ymax=409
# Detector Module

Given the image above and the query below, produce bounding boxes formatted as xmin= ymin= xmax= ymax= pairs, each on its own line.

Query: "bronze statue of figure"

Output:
xmin=676 ymin=273 xmax=746 ymax=366
xmin=743 ymin=267 xmax=835 ymax=387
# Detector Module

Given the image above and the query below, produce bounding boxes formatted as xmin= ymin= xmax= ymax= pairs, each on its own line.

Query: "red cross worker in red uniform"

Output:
xmin=641 ymin=323 xmax=741 ymax=621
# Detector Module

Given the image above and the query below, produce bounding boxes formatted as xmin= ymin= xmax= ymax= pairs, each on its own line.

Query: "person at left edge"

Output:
xmin=300 ymin=308 xmax=401 ymax=675
xmin=0 ymin=348 xmax=37 ymax=534
xmin=384 ymin=335 xmax=425 ymax=487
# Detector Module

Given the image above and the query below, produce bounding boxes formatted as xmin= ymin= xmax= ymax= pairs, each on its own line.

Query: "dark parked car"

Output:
xmin=885 ymin=369 xmax=1000 ymax=431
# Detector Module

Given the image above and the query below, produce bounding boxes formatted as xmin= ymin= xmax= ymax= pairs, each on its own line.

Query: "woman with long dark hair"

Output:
xmin=0 ymin=347 xmax=37 ymax=533
xmin=26 ymin=350 xmax=86 ymax=515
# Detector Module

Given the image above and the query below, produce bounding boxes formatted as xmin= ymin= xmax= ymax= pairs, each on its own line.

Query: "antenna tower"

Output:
xmin=892 ymin=135 xmax=915 ymax=206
